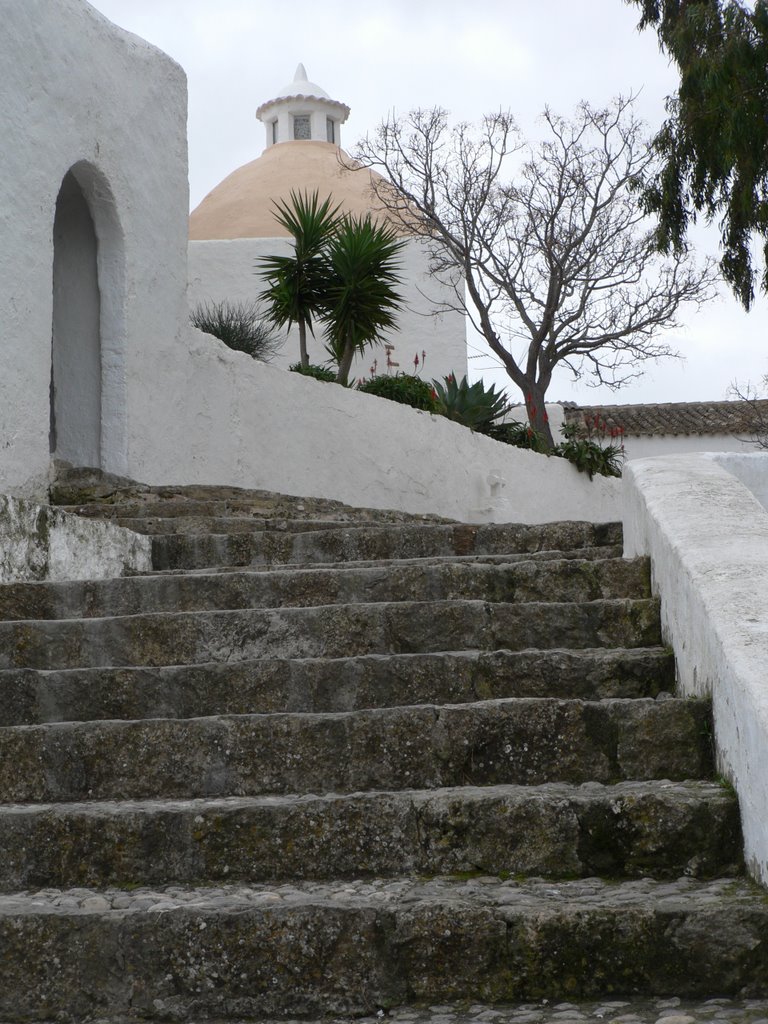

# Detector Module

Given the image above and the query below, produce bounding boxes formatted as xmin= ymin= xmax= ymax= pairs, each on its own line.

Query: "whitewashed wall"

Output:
xmin=188 ymin=237 xmax=467 ymax=384
xmin=0 ymin=0 xmax=188 ymax=500
xmin=129 ymin=328 xmax=621 ymax=524
xmin=624 ymin=454 xmax=768 ymax=884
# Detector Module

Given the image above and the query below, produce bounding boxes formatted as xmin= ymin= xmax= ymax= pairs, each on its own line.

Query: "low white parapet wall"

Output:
xmin=623 ymin=453 xmax=768 ymax=884
xmin=0 ymin=496 xmax=152 ymax=583
xmin=129 ymin=329 xmax=621 ymax=526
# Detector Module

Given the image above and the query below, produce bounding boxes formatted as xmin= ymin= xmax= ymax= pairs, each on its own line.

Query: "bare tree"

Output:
xmin=353 ymin=98 xmax=717 ymax=448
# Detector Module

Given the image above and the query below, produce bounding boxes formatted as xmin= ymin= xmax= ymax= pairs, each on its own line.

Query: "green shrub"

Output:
xmin=190 ymin=300 xmax=284 ymax=361
xmin=432 ymin=374 xmax=509 ymax=433
xmin=554 ymin=424 xmax=624 ymax=479
xmin=487 ymin=420 xmax=550 ymax=453
xmin=358 ymin=373 xmax=438 ymax=411
xmin=288 ymin=362 xmax=337 ymax=382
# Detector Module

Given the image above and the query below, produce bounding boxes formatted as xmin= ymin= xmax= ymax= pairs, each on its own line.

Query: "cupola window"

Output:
xmin=326 ymin=118 xmax=335 ymax=144
xmin=293 ymin=115 xmax=311 ymax=140
xmin=271 ymin=119 xmax=278 ymax=144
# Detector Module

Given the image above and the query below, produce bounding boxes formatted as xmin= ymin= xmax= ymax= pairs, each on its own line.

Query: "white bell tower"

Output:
xmin=256 ymin=64 xmax=350 ymax=150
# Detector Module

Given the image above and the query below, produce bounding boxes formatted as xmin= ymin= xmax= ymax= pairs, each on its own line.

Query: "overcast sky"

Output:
xmin=87 ymin=0 xmax=768 ymax=407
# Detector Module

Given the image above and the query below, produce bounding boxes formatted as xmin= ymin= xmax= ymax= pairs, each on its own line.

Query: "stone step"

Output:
xmin=150 ymin=521 xmax=623 ymax=570
xmin=0 ymin=698 xmax=713 ymax=802
xmin=0 ymin=598 xmax=662 ymax=670
xmin=0 ymin=876 xmax=765 ymax=1019
xmin=115 ymin=515 xmax=396 ymax=534
xmin=0 ymin=558 xmax=651 ymax=621
xmin=0 ymin=647 xmax=675 ymax=726
xmin=0 ymin=781 xmax=741 ymax=891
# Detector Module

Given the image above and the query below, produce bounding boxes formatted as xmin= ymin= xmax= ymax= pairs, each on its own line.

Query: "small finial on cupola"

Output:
xmin=256 ymin=64 xmax=350 ymax=150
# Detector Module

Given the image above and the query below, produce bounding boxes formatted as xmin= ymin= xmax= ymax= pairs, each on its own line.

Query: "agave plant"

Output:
xmin=257 ymin=190 xmax=340 ymax=369
xmin=431 ymin=374 xmax=510 ymax=433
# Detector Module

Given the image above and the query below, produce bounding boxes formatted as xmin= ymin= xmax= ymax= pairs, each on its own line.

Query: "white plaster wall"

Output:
xmin=0 ymin=0 xmax=188 ymax=499
xmin=623 ymin=454 xmax=768 ymax=883
xmin=187 ymin=237 xmax=467 ymax=384
xmin=131 ymin=327 xmax=620 ymax=524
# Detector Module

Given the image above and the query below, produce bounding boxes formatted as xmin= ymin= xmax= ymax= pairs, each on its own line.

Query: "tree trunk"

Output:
xmin=526 ymin=383 xmax=555 ymax=450
xmin=336 ymin=340 xmax=355 ymax=385
xmin=298 ymin=321 xmax=309 ymax=369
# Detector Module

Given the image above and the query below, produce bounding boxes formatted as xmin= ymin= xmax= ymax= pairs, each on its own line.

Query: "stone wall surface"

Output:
xmin=0 ymin=496 xmax=151 ymax=582
xmin=623 ymin=454 xmax=768 ymax=883
xmin=128 ymin=327 xmax=621 ymax=524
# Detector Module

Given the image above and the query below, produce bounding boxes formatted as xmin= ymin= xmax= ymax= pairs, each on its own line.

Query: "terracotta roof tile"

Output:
xmin=562 ymin=400 xmax=768 ymax=437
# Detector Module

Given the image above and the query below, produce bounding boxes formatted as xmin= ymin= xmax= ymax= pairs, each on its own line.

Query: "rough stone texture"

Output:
xmin=0 ymin=598 xmax=662 ymax=669
xmin=0 ymin=556 xmax=650 ymax=620
xmin=0 ymin=781 xmax=741 ymax=890
xmin=0 ymin=878 xmax=766 ymax=1018
xmin=0 ymin=648 xmax=675 ymax=726
xmin=0 ymin=480 xmax=760 ymax=1020
xmin=0 ymin=495 xmax=151 ymax=582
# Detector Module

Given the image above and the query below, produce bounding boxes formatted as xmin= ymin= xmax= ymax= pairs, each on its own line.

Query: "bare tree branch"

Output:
xmin=351 ymin=98 xmax=718 ymax=448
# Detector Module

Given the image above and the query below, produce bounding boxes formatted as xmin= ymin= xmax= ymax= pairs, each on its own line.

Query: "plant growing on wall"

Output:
xmin=258 ymin=190 xmax=340 ymax=369
xmin=431 ymin=374 xmax=510 ymax=433
xmin=190 ymin=301 xmax=284 ymax=361
xmin=358 ymin=372 xmax=438 ymax=411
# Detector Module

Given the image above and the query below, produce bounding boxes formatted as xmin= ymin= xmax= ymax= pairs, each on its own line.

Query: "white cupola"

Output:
xmin=256 ymin=63 xmax=350 ymax=150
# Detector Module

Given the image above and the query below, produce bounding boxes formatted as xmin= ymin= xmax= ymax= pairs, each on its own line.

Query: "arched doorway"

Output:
xmin=50 ymin=170 xmax=102 ymax=467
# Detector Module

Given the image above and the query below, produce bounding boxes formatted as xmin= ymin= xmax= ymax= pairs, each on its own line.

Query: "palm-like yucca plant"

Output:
xmin=321 ymin=215 xmax=406 ymax=384
xmin=257 ymin=190 xmax=340 ymax=368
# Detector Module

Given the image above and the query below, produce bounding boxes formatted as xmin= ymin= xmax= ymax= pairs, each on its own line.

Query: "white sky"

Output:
xmin=88 ymin=0 xmax=768 ymax=406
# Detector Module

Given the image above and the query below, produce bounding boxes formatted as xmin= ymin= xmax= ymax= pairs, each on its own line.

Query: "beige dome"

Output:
xmin=189 ymin=142 xmax=399 ymax=240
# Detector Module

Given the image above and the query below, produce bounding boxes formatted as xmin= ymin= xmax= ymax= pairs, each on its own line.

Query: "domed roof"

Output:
xmin=189 ymin=142 xmax=400 ymax=240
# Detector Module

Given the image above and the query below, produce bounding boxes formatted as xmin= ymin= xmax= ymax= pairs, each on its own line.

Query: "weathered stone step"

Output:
xmin=0 ymin=647 xmax=675 ymax=726
xmin=64 ymin=498 xmax=449 ymax=523
xmin=0 ymin=598 xmax=662 ymax=669
xmin=150 ymin=521 xmax=623 ymax=570
xmin=0 ymin=698 xmax=712 ymax=802
xmin=113 ymin=998 xmax=768 ymax=1024
xmin=115 ymin=515 xmax=394 ymax=535
xmin=0 ymin=558 xmax=650 ymax=621
xmin=0 ymin=876 xmax=765 ymax=1019
xmin=0 ymin=781 xmax=741 ymax=891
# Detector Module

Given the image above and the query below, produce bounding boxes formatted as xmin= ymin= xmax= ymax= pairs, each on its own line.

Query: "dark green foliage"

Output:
xmin=432 ymin=375 xmax=510 ymax=433
xmin=553 ymin=424 xmax=625 ymax=480
xmin=288 ymin=362 xmax=337 ymax=383
xmin=487 ymin=421 xmax=550 ymax=454
xmin=258 ymin=190 xmax=341 ymax=366
xmin=358 ymin=373 xmax=438 ymax=411
xmin=321 ymin=215 xmax=406 ymax=385
xmin=190 ymin=301 xmax=284 ymax=361
xmin=628 ymin=0 xmax=768 ymax=308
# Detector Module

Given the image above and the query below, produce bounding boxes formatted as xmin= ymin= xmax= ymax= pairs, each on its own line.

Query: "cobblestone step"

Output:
xmin=0 ymin=598 xmax=662 ymax=669
xmin=0 ymin=781 xmax=741 ymax=891
xmin=0 ymin=558 xmax=650 ymax=621
xmin=149 ymin=522 xmax=622 ymax=570
xmin=0 ymin=877 xmax=765 ymax=1020
xmin=0 ymin=648 xmax=675 ymax=725
xmin=0 ymin=698 xmax=713 ymax=802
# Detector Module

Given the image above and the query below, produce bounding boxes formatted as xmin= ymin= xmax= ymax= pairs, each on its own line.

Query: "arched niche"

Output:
xmin=50 ymin=162 xmax=127 ymax=473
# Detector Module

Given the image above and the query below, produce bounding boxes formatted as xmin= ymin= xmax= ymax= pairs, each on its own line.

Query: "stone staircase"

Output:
xmin=0 ymin=470 xmax=764 ymax=1021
